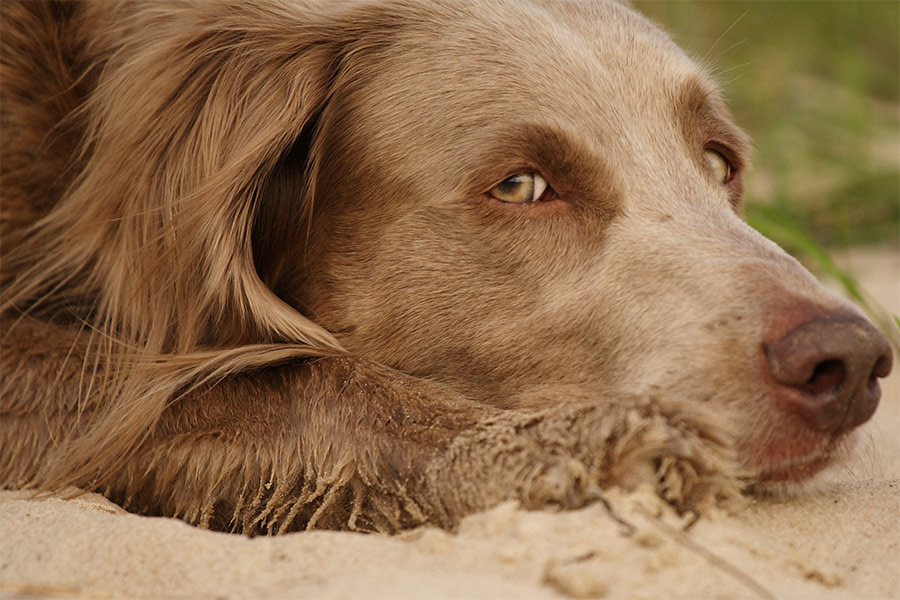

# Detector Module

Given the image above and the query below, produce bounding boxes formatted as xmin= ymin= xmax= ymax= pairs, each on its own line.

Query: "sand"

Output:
xmin=2 ymin=245 xmax=898 ymax=600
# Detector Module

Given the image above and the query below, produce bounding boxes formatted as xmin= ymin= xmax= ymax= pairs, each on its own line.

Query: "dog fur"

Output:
xmin=1 ymin=0 xmax=892 ymax=534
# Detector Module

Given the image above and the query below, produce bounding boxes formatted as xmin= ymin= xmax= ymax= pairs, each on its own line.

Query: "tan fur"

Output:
xmin=0 ymin=0 xmax=886 ymax=534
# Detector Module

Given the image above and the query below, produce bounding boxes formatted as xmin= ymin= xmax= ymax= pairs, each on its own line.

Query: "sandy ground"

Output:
xmin=1 ymin=245 xmax=898 ymax=600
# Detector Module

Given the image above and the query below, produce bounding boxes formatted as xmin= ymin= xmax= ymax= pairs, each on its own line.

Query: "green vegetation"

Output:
xmin=634 ymin=0 xmax=899 ymax=248
xmin=635 ymin=1 xmax=899 ymax=345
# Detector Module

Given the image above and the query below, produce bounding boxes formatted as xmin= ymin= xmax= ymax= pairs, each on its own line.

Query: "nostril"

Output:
xmin=867 ymin=373 xmax=880 ymax=397
xmin=801 ymin=359 xmax=845 ymax=397
xmin=873 ymin=351 xmax=893 ymax=379
xmin=864 ymin=351 xmax=893 ymax=408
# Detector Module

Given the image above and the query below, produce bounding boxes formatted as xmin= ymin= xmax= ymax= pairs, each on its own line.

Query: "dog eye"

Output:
xmin=489 ymin=173 xmax=549 ymax=203
xmin=703 ymin=149 xmax=734 ymax=185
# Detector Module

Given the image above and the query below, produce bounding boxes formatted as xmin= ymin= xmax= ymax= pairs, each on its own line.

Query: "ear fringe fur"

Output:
xmin=1 ymin=1 xmax=355 ymax=493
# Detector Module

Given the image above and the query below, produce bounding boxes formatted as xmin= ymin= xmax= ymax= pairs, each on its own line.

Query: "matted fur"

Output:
xmin=0 ymin=0 xmax=888 ymax=534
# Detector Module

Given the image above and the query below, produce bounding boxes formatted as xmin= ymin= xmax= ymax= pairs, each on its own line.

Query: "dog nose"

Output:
xmin=764 ymin=315 xmax=893 ymax=434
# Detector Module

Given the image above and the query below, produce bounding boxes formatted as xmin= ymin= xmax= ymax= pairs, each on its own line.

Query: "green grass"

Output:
xmin=634 ymin=1 xmax=899 ymax=346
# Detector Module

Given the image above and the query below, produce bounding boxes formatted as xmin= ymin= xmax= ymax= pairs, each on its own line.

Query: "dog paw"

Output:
xmin=520 ymin=400 xmax=745 ymax=513
xmin=419 ymin=398 xmax=743 ymax=529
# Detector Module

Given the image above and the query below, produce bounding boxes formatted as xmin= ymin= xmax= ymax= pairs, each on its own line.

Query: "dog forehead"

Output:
xmin=316 ymin=0 xmax=720 ymax=207
xmin=364 ymin=0 xmax=700 ymax=99
xmin=332 ymin=0 xmax=708 ymax=158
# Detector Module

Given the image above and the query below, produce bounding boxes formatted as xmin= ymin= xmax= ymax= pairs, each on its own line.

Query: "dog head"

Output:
xmin=252 ymin=0 xmax=895 ymax=486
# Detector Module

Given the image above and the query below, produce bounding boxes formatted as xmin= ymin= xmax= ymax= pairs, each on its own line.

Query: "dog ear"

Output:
xmin=8 ymin=3 xmax=386 ymax=354
xmin=0 ymin=1 xmax=386 ymax=492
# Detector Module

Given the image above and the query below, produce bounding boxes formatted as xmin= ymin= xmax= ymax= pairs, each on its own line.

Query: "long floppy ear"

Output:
xmin=4 ymin=1 xmax=367 ymax=354
xmin=0 ymin=1 xmax=382 ymax=490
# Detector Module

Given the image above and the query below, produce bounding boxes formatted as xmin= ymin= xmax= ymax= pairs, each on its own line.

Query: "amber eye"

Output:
xmin=703 ymin=149 xmax=734 ymax=185
xmin=489 ymin=172 xmax=549 ymax=203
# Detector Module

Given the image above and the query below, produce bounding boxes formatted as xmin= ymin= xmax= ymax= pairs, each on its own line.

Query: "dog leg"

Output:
xmin=1 ymin=317 xmax=741 ymax=534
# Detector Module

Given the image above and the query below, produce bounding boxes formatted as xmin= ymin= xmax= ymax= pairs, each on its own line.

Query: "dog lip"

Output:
xmin=754 ymin=437 xmax=843 ymax=482
xmin=757 ymin=453 xmax=832 ymax=482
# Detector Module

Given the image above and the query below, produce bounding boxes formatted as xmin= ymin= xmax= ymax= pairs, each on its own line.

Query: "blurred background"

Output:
xmin=635 ymin=0 xmax=899 ymax=344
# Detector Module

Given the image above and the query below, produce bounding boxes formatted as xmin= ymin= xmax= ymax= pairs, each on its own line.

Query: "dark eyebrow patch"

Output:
xmin=677 ymin=76 xmax=750 ymax=172
xmin=462 ymin=123 xmax=624 ymax=215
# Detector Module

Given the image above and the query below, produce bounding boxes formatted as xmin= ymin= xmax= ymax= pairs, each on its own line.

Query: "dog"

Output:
xmin=1 ymin=0 xmax=893 ymax=534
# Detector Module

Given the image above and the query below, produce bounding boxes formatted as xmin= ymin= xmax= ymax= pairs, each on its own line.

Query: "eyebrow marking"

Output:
xmin=463 ymin=122 xmax=625 ymax=218
xmin=678 ymin=76 xmax=750 ymax=171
